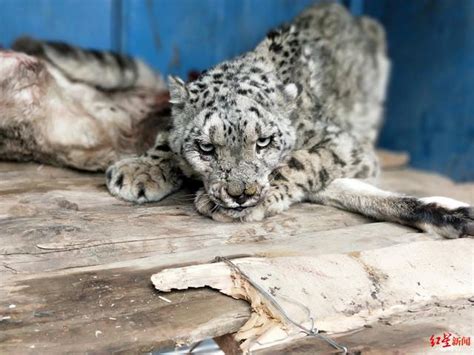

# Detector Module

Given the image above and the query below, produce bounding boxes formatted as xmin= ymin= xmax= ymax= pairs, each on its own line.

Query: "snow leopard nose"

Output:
xmin=226 ymin=181 xmax=258 ymax=205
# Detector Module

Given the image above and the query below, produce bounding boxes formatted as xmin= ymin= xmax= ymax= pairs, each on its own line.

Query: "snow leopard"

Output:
xmin=1 ymin=4 xmax=471 ymax=238
xmin=103 ymin=3 xmax=474 ymax=238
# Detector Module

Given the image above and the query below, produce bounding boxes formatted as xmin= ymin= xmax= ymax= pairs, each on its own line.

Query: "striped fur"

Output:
xmin=12 ymin=36 xmax=160 ymax=91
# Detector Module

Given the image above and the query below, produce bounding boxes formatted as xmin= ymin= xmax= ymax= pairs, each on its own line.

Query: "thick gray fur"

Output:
xmin=105 ymin=3 xmax=473 ymax=238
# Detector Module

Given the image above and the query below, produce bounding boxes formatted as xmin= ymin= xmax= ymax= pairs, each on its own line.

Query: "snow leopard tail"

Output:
xmin=12 ymin=36 xmax=161 ymax=91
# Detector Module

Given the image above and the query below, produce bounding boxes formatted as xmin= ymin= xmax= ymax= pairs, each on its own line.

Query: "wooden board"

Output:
xmin=255 ymin=299 xmax=474 ymax=354
xmin=0 ymin=273 xmax=250 ymax=353
xmin=0 ymin=161 xmax=473 ymax=353
xmin=150 ymin=240 xmax=473 ymax=351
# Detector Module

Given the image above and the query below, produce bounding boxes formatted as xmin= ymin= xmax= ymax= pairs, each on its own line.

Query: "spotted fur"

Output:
xmin=105 ymin=3 xmax=473 ymax=238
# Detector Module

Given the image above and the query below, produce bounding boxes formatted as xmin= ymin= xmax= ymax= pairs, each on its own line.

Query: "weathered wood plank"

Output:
xmin=256 ymin=299 xmax=473 ymax=354
xmin=150 ymin=240 xmax=473 ymax=351
xmin=1 ymin=221 xmax=434 ymax=286
xmin=3 ymin=162 xmax=472 ymax=279
xmin=0 ymin=163 xmax=374 ymax=276
xmin=0 ymin=223 xmax=441 ymax=353
xmin=0 ymin=267 xmax=250 ymax=353
xmin=0 ymin=201 xmax=373 ymax=275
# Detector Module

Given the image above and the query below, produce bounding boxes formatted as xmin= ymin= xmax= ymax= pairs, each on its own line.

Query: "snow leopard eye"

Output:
xmin=256 ymin=137 xmax=272 ymax=149
xmin=198 ymin=142 xmax=215 ymax=154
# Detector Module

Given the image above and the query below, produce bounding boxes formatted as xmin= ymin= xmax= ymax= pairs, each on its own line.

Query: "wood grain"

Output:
xmin=0 ymin=270 xmax=250 ymax=353
xmin=255 ymin=299 xmax=473 ymax=354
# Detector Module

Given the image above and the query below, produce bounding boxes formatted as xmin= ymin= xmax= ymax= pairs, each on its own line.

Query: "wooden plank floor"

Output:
xmin=0 ymin=162 xmax=473 ymax=353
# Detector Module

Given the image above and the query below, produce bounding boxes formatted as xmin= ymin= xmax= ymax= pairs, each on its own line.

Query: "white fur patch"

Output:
xmin=303 ymin=45 xmax=312 ymax=56
xmin=331 ymin=178 xmax=393 ymax=197
xmin=283 ymin=83 xmax=298 ymax=100
xmin=420 ymin=196 xmax=469 ymax=210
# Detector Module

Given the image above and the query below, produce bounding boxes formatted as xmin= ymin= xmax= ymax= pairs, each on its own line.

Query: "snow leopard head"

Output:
xmin=168 ymin=62 xmax=298 ymax=212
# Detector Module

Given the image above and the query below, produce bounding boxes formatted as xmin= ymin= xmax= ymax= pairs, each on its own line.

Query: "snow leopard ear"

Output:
xmin=168 ymin=75 xmax=188 ymax=107
xmin=282 ymin=83 xmax=300 ymax=101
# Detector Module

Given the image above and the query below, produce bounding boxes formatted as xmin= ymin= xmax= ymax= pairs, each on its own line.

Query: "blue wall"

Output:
xmin=0 ymin=0 xmax=472 ymax=181
xmin=121 ymin=0 xmax=320 ymax=79
xmin=0 ymin=0 xmax=118 ymax=50
xmin=365 ymin=0 xmax=474 ymax=182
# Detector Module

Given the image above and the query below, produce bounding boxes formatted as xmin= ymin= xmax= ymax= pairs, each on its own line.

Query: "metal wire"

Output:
xmin=214 ymin=256 xmax=348 ymax=354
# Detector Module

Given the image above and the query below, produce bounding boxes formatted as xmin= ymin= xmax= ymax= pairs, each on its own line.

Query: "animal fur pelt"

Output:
xmin=0 ymin=37 xmax=170 ymax=171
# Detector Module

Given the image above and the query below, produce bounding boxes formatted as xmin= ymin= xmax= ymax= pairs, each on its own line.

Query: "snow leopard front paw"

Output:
xmin=106 ymin=157 xmax=182 ymax=203
xmin=240 ymin=189 xmax=292 ymax=222
xmin=194 ymin=186 xmax=291 ymax=222
xmin=194 ymin=188 xmax=236 ymax=222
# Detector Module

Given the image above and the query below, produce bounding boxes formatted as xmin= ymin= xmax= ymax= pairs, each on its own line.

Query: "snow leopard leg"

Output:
xmin=106 ymin=132 xmax=183 ymax=203
xmin=238 ymin=123 xmax=473 ymax=238
xmin=312 ymin=178 xmax=474 ymax=239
